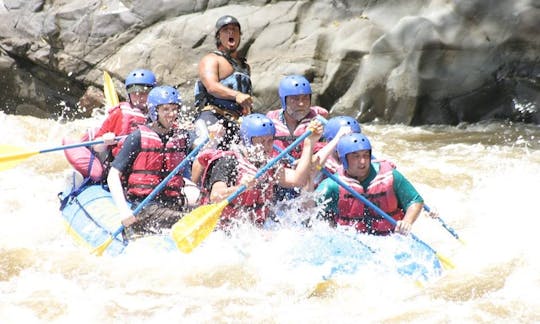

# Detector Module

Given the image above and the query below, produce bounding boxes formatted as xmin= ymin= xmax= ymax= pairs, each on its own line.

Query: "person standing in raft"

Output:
xmin=193 ymin=15 xmax=253 ymax=149
xmin=107 ymin=86 xmax=203 ymax=237
xmin=316 ymin=133 xmax=425 ymax=236
xmin=62 ymin=69 xmax=156 ymax=187
xmin=198 ymin=113 xmax=323 ymax=229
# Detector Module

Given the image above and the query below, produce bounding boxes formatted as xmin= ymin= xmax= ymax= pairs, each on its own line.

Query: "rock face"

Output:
xmin=0 ymin=0 xmax=539 ymax=124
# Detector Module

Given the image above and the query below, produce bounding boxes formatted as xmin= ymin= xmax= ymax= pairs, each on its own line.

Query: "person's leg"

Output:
xmin=128 ymin=203 xmax=185 ymax=236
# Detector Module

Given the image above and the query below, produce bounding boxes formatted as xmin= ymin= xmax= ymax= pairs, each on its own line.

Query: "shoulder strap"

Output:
xmin=213 ymin=50 xmax=250 ymax=75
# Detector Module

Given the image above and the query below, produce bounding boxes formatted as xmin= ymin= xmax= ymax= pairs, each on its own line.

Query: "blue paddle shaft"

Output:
xmin=308 ymin=115 xmax=459 ymax=244
xmin=109 ymin=136 xmax=210 ymax=239
xmin=226 ymin=129 xmax=313 ymax=203
xmin=132 ymin=137 xmax=209 ymax=215
xmin=320 ymin=168 xmax=443 ymax=255
xmin=423 ymin=204 xmax=461 ymax=240
xmin=40 ymin=136 xmax=125 ymax=154
xmin=273 ymin=144 xmax=441 ymax=256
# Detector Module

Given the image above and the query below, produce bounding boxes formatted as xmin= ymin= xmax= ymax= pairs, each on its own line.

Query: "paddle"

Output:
xmin=318 ymin=167 xmax=454 ymax=269
xmin=424 ymin=204 xmax=466 ymax=245
xmin=274 ymin=146 xmax=434 ymax=295
xmin=0 ymin=137 xmax=125 ymax=172
xmin=171 ymin=127 xmax=316 ymax=253
xmin=92 ymin=136 xmax=210 ymax=256
xmin=103 ymin=71 xmax=120 ymax=107
xmin=315 ymin=115 xmax=464 ymax=244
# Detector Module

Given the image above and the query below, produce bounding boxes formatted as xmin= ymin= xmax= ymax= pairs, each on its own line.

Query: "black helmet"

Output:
xmin=215 ymin=15 xmax=241 ymax=36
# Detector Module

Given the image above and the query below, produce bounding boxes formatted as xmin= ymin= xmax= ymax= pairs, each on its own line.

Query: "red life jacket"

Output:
xmin=200 ymin=150 xmax=274 ymax=226
xmin=266 ymin=106 xmax=328 ymax=159
xmin=109 ymin=102 xmax=147 ymax=156
xmin=196 ymin=148 xmax=220 ymax=169
xmin=126 ymin=125 xmax=188 ymax=200
xmin=335 ymin=160 xmax=405 ymax=235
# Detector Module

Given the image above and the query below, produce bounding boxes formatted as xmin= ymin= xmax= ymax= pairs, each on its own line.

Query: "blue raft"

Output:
xmin=59 ymin=184 xmax=176 ymax=256
xmin=58 ymin=184 xmax=443 ymax=282
xmin=290 ymin=229 xmax=443 ymax=282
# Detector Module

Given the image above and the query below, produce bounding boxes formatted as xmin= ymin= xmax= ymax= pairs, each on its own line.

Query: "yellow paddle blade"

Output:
xmin=103 ymin=71 xmax=119 ymax=107
xmin=437 ymin=252 xmax=456 ymax=270
xmin=171 ymin=200 xmax=229 ymax=253
xmin=0 ymin=145 xmax=39 ymax=171
xmin=91 ymin=236 xmax=114 ymax=256
xmin=309 ymin=279 xmax=337 ymax=298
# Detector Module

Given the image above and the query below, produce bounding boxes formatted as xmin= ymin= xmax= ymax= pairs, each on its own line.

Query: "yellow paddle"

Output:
xmin=171 ymin=127 xmax=316 ymax=253
xmin=0 ymin=138 xmax=123 ymax=172
xmin=103 ymin=71 xmax=120 ymax=107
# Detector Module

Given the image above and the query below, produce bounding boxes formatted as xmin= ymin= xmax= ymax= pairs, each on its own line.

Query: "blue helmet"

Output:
xmin=337 ymin=133 xmax=372 ymax=170
xmin=278 ymin=75 xmax=312 ymax=110
xmin=125 ymin=69 xmax=157 ymax=89
xmin=147 ymin=86 xmax=182 ymax=122
xmin=323 ymin=116 xmax=362 ymax=141
xmin=240 ymin=113 xmax=276 ymax=145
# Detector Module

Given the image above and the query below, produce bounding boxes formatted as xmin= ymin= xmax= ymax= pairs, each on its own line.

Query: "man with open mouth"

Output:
xmin=194 ymin=15 xmax=253 ymax=149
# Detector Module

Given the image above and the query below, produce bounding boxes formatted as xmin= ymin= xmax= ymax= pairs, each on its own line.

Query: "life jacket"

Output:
xmin=126 ymin=125 xmax=189 ymax=201
xmin=266 ymin=106 xmax=328 ymax=159
xmin=194 ymin=50 xmax=252 ymax=117
xmin=62 ymin=102 xmax=147 ymax=183
xmin=334 ymin=160 xmax=405 ymax=235
xmin=323 ymin=154 xmax=341 ymax=174
xmin=109 ymin=102 xmax=148 ymax=156
xmin=200 ymin=149 xmax=274 ymax=226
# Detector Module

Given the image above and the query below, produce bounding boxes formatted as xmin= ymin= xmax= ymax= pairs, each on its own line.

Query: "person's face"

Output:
xmin=128 ymin=88 xmax=151 ymax=113
xmin=157 ymin=104 xmax=181 ymax=129
xmin=250 ymin=135 xmax=274 ymax=157
xmin=218 ymin=24 xmax=241 ymax=51
xmin=345 ymin=150 xmax=371 ymax=180
xmin=284 ymin=94 xmax=311 ymax=121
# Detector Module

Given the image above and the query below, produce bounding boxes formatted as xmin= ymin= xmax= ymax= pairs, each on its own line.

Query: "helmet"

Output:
xmin=323 ymin=116 xmax=362 ymax=141
xmin=337 ymin=133 xmax=372 ymax=170
xmin=215 ymin=15 xmax=241 ymax=36
xmin=278 ymin=75 xmax=312 ymax=109
xmin=147 ymin=86 xmax=182 ymax=122
xmin=240 ymin=113 xmax=276 ymax=145
xmin=125 ymin=69 xmax=157 ymax=89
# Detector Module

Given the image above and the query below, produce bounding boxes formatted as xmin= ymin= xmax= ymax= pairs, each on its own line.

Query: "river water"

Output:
xmin=1 ymin=111 xmax=539 ymax=323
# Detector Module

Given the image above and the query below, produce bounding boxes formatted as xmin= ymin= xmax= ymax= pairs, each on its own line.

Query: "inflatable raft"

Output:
xmin=291 ymin=229 xmax=443 ymax=282
xmin=58 ymin=184 xmax=442 ymax=282
xmin=59 ymin=184 xmax=176 ymax=256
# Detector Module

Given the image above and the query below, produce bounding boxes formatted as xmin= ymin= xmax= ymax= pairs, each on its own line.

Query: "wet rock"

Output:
xmin=0 ymin=0 xmax=538 ymax=124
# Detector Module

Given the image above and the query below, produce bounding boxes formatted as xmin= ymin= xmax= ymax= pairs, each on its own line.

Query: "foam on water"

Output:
xmin=1 ymin=113 xmax=540 ymax=322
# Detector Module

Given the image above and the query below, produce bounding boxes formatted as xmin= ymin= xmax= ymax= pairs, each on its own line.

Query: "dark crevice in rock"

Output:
xmin=192 ymin=35 xmax=207 ymax=49
xmin=0 ymin=51 xmax=86 ymax=119
xmin=319 ymin=50 xmax=364 ymax=111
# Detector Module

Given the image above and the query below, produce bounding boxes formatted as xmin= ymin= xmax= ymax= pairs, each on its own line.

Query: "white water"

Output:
xmin=1 ymin=112 xmax=539 ymax=323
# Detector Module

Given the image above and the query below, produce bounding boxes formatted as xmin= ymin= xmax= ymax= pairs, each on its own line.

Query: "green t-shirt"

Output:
xmin=316 ymin=162 xmax=423 ymax=218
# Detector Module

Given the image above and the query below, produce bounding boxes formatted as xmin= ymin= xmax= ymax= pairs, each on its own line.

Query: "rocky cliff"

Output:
xmin=1 ymin=0 xmax=539 ymax=124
